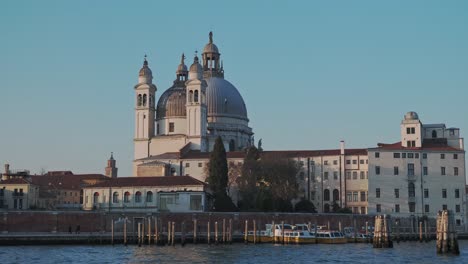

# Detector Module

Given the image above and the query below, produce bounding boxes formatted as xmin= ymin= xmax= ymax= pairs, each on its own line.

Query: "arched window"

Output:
xmin=189 ymin=90 xmax=193 ymax=102
xmin=194 ymin=90 xmax=199 ymax=103
xmin=324 ymin=203 xmax=330 ymax=213
xmin=408 ymin=183 xmax=415 ymax=198
xmin=432 ymin=130 xmax=437 ymax=138
xmin=137 ymin=94 xmax=142 ymax=106
xmin=124 ymin=192 xmax=130 ymax=203
xmin=324 ymin=189 xmax=330 ymax=201
xmin=146 ymin=191 xmax=153 ymax=203
xmin=333 ymin=189 xmax=339 ymax=201
xmin=143 ymin=94 xmax=147 ymax=106
xmin=135 ymin=191 xmax=142 ymax=203
xmin=229 ymin=139 xmax=235 ymax=152
xmin=93 ymin=192 xmax=99 ymax=204
xmin=112 ymin=192 xmax=119 ymax=203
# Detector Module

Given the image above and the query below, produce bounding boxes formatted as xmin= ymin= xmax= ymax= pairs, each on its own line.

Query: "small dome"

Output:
xmin=203 ymin=31 xmax=219 ymax=54
xmin=203 ymin=43 xmax=219 ymax=54
xmin=206 ymin=77 xmax=248 ymax=120
xmin=156 ymin=86 xmax=186 ymax=120
xmin=189 ymin=54 xmax=203 ymax=80
xmin=177 ymin=63 xmax=188 ymax=73
xmin=176 ymin=53 xmax=188 ymax=74
xmin=139 ymin=59 xmax=152 ymax=77
xmin=404 ymin=111 xmax=419 ymax=120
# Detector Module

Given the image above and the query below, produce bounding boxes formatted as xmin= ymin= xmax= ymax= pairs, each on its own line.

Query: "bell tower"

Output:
xmin=134 ymin=56 xmax=157 ymax=161
xmin=186 ymin=53 xmax=208 ymax=151
xmin=105 ymin=152 xmax=118 ymax=178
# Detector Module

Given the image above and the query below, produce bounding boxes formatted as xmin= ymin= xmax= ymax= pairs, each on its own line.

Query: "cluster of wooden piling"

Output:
xmin=373 ymin=215 xmax=393 ymax=248
xmin=436 ymin=210 xmax=459 ymax=255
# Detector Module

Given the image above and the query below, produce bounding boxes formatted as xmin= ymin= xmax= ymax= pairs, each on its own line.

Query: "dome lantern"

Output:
xmin=188 ymin=52 xmax=203 ymax=80
xmin=176 ymin=53 xmax=188 ymax=82
xmin=138 ymin=55 xmax=153 ymax=84
xmin=202 ymin=31 xmax=223 ymax=78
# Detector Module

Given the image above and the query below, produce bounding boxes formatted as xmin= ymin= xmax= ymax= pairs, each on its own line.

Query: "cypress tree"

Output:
xmin=208 ymin=136 xmax=228 ymax=194
xmin=207 ymin=136 xmax=237 ymax=211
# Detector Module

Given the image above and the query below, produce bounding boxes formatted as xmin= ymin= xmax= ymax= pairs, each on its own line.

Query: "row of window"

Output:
xmin=376 ymin=203 xmax=461 ymax=214
xmin=322 ymin=159 xmax=369 ymax=166
xmin=346 ymin=191 xmax=367 ymax=202
xmin=375 ymin=164 xmax=459 ymax=176
xmin=376 ymin=152 xmax=459 ymax=160
xmin=137 ymin=94 xmax=153 ymax=107
xmin=89 ymin=191 xmax=155 ymax=204
xmin=375 ymin=187 xmax=461 ymax=199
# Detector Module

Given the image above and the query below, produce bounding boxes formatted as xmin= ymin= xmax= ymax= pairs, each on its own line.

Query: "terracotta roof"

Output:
xmin=0 ymin=178 xmax=32 ymax=185
xmin=88 ymin=176 xmax=206 ymax=188
xmin=372 ymin=142 xmax=462 ymax=152
xmin=29 ymin=174 xmax=108 ymax=190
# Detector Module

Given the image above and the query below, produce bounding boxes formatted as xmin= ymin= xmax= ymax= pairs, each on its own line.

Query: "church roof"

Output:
xmin=371 ymin=141 xmax=462 ymax=152
xmin=88 ymin=176 xmax=206 ymax=188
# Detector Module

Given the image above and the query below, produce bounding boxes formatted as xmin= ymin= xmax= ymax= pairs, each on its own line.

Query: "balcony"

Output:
xmin=408 ymin=196 xmax=416 ymax=203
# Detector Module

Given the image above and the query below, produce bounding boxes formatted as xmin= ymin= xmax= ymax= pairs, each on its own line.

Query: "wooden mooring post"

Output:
xmin=171 ymin=222 xmax=175 ymax=246
xmin=111 ymin=219 xmax=114 ymax=246
xmin=253 ymin=220 xmax=257 ymax=244
xmin=155 ymin=218 xmax=159 ymax=246
xmin=373 ymin=215 xmax=393 ymax=248
xmin=207 ymin=221 xmax=211 ymax=245
xmin=138 ymin=223 xmax=142 ymax=247
xmin=436 ymin=210 xmax=459 ymax=255
xmin=193 ymin=219 xmax=198 ymax=244
xmin=167 ymin=221 xmax=171 ymax=246
xmin=181 ymin=222 xmax=186 ymax=246
xmin=222 ymin=219 xmax=226 ymax=244
xmin=419 ymin=221 xmax=423 ymax=243
xmin=124 ymin=218 xmax=128 ymax=246
xmin=148 ymin=217 xmax=151 ymax=245
xmin=244 ymin=220 xmax=248 ymax=244
xmin=215 ymin=221 xmax=219 ymax=245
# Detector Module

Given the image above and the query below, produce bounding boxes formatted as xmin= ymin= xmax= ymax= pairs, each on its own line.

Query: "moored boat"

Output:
xmin=315 ymin=230 xmax=347 ymax=244
xmin=284 ymin=231 xmax=317 ymax=244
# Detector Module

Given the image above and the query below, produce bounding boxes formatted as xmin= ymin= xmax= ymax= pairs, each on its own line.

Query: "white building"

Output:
xmin=134 ymin=32 xmax=253 ymax=175
xmin=82 ymin=176 xmax=207 ymax=213
xmin=368 ymin=112 xmax=466 ymax=229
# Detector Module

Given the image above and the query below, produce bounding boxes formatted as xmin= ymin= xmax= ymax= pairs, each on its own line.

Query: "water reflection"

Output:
xmin=0 ymin=241 xmax=466 ymax=264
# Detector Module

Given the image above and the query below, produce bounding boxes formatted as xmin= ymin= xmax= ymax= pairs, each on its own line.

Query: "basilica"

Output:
xmin=133 ymin=32 xmax=253 ymax=176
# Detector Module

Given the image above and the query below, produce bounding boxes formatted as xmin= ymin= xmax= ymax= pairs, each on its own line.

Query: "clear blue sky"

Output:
xmin=1 ymin=0 xmax=467 ymax=177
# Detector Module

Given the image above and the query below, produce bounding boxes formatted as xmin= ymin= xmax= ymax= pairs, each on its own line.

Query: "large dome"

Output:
xmin=156 ymin=86 xmax=186 ymax=120
xmin=206 ymin=77 xmax=248 ymax=120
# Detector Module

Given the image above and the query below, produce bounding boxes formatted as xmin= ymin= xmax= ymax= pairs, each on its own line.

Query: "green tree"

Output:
xmin=207 ymin=136 xmax=237 ymax=211
xmin=294 ymin=199 xmax=317 ymax=213
xmin=207 ymin=136 xmax=228 ymax=195
xmin=261 ymin=154 xmax=300 ymax=211
xmin=238 ymin=146 xmax=261 ymax=211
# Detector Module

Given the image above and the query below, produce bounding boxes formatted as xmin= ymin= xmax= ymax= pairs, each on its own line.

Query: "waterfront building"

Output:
xmin=368 ymin=112 xmax=466 ymax=229
xmin=0 ymin=166 xmax=108 ymax=210
xmin=133 ymin=32 xmax=253 ymax=175
xmin=82 ymin=176 xmax=207 ymax=212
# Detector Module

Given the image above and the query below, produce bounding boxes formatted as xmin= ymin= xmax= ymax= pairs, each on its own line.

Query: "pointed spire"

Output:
xmin=181 ymin=53 xmax=185 ymax=64
xmin=209 ymin=31 xmax=213 ymax=44
xmin=143 ymin=54 xmax=148 ymax=66
xmin=110 ymin=152 xmax=114 ymax=160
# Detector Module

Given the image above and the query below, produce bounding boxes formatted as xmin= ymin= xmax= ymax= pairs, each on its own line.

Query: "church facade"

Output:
xmin=133 ymin=32 xmax=253 ymax=175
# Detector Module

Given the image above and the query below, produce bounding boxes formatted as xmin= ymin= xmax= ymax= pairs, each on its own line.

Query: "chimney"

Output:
xmin=340 ymin=141 xmax=345 ymax=155
xmin=4 ymin=164 xmax=10 ymax=174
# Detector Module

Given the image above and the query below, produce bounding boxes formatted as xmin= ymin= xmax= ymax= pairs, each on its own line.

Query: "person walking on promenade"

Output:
xmin=75 ymin=225 xmax=80 ymax=234
xmin=68 ymin=225 xmax=72 ymax=234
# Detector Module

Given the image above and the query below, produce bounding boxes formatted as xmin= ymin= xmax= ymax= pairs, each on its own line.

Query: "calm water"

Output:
xmin=1 ymin=241 xmax=467 ymax=263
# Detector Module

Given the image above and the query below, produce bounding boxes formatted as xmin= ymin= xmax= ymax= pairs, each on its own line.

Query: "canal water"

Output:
xmin=1 ymin=241 xmax=467 ymax=263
